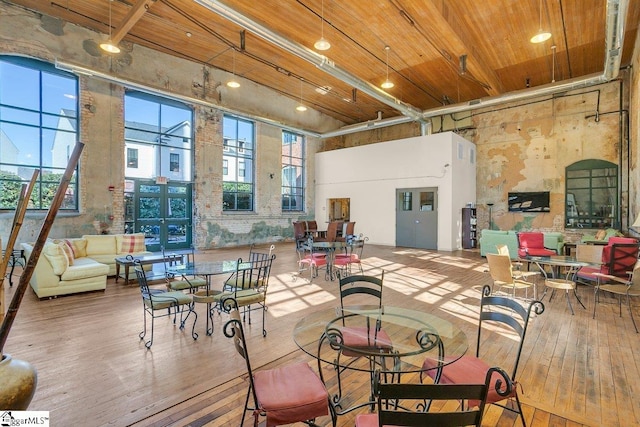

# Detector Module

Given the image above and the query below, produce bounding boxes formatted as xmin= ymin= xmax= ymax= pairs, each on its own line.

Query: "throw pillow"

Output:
xmin=59 ymin=241 xmax=75 ymax=266
xmin=119 ymin=233 xmax=146 ymax=254
xmin=43 ymin=242 xmax=69 ymax=275
xmin=66 ymin=238 xmax=87 ymax=258
xmin=595 ymin=229 xmax=607 ymax=240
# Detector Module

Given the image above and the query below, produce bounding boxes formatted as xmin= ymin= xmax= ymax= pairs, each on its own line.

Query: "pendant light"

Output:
xmin=381 ymin=46 xmax=394 ymax=89
xmin=530 ymin=0 xmax=551 ymax=43
xmin=314 ymin=0 xmax=330 ymax=51
xmin=100 ymin=0 xmax=121 ymax=54
xmin=227 ymin=48 xmax=240 ymax=88
xmin=296 ymin=79 xmax=307 ymax=112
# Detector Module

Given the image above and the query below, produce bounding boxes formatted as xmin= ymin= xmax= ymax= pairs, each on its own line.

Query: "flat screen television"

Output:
xmin=508 ymin=191 xmax=550 ymax=212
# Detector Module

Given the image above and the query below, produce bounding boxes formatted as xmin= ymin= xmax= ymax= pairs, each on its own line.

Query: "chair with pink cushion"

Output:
xmin=516 ymin=231 xmax=557 ymax=257
xmin=330 ymin=272 xmax=393 ymax=409
xmin=420 ymin=285 xmax=544 ymax=427
xmin=222 ymin=297 xmax=335 ymax=427
xmin=354 ymin=366 xmax=512 ymax=427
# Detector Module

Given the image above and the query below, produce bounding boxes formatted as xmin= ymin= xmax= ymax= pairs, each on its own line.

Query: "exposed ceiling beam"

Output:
xmin=111 ymin=0 xmax=157 ymax=45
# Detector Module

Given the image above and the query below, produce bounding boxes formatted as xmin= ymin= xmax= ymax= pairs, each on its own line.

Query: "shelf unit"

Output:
xmin=462 ymin=207 xmax=477 ymax=249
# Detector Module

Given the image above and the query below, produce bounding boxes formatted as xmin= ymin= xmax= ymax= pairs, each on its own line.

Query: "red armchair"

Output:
xmin=517 ymin=232 xmax=557 ymax=257
xmin=576 ymin=236 xmax=639 ymax=284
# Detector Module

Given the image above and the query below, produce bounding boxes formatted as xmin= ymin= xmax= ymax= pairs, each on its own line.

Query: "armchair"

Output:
xmin=576 ymin=237 xmax=639 ymax=285
xmin=517 ymin=231 xmax=557 ymax=257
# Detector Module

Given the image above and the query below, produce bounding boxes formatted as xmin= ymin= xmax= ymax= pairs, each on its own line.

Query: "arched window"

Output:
xmin=565 ymin=159 xmax=618 ymax=229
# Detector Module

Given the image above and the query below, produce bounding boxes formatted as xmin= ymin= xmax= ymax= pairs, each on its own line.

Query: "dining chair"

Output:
xmin=496 ymin=243 xmax=539 ymax=281
xmin=330 ymin=272 xmax=393 ymax=409
xmin=214 ymin=251 xmax=276 ymax=337
xmin=421 ymin=285 xmax=544 ymax=427
xmin=516 ymin=231 xmax=557 ymax=257
xmin=486 ymin=253 xmax=537 ymax=299
xmin=223 ymin=244 xmax=274 ymax=291
xmin=296 ymin=238 xmax=327 ymax=280
xmin=162 ymin=246 xmax=207 ymax=293
xmin=355 ymin=366 xmax=513 ymax=427
xmin=333 ymin=234 xmax=367 ymax=277
xmin=592 ymin=259 xmax=640 ymax=332
xmin=134 ymin=260 xmax=198 ymax=349
xmin=576 ymin=237 xmax=639 ymax=286
xmin=222 ymin=298 xmax=336 ymax=427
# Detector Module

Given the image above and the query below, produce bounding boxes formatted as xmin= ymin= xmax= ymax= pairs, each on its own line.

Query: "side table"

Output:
xmin=2 ymin=249 xmax=26 ymax=287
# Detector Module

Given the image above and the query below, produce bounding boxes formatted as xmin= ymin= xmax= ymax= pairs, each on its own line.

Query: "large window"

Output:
xmin=0 ymin=56 xmax=79 ymax=210
xmin=281 ymin=131 xmax=304 ymax=211
xmin=124 ymin=91 xmax=193 ymax=181
xmin=566 ymin=159 xmax=618 ymax=229
xmin=223 ymin=115 xmax=254 ymax=211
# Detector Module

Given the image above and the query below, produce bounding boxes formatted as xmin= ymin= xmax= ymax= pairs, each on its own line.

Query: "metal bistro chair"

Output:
xmin=134 ymin=260 xmax=197 ymax=349
xmin=214 ymin=250 xmax=276 ymax=337
xmin=592 ymin=259 xmax=640 ymax=333
xmin=421 ymin=285 xmax=544 ymax=427
xmin=334 ymin=234 xmax=367 ymax=277
xmin=222 ymin=298 xmax=336 ymax=427
xmin=162 ymin=246 xmax=207 ymax=293
xmin=355 ymin=366 xmax=513 ymax=427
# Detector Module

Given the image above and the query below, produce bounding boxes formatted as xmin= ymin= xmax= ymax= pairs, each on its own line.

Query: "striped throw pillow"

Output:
xmin=119 ymin=233 xmax=146 ymax=254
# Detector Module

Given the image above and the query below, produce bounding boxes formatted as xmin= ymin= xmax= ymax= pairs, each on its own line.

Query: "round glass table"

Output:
xmin=293 ymin=305 xmax=469 ymax=415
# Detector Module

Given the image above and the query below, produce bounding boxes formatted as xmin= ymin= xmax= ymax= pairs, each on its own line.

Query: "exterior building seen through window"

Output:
xmin=222 ymin=115 xmax=254 ymax=211
xmin=0 ymin=55 xmax=79 ymax=210
xmin=282 ymin=130 xmax=304 ymax=211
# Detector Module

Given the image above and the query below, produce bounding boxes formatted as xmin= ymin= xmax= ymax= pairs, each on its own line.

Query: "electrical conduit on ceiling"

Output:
xmin=322 ymin=0 xmax=629 ymax=137
xmin=193 ymin=0 xmax=629 ymax=138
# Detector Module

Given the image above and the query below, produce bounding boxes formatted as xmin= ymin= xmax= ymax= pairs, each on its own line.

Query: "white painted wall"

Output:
xmin=315 ymin=132 xmax=476 ymax=250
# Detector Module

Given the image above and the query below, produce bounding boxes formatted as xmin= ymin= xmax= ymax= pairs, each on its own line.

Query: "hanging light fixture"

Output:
xmin=227 ymin=48 xmax=240 ymax=88
xmin=381 ymin=46 xmax=394 ymax=89
xmin=314 ymin=0 xmax=331 ymax=51
xmin=100 ymin=0 xmax=121 ymax=54
xmin=296 ymin=79 xmax=307 ymax=112
xmin=530 ymin=0 xmax=551 ymax=43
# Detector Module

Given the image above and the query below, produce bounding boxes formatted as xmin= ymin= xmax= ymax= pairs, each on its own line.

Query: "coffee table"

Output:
xmin=115 ymin=254 xmax=181 ymax=285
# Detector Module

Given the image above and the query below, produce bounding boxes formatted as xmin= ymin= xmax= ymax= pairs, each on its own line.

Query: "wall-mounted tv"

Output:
xmin=508 ymin=191 xmax=550 ymax=212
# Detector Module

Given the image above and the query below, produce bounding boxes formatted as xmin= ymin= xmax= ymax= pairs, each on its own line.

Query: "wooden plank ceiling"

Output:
xmin=10 ymin=0 xmax=640 ymax=126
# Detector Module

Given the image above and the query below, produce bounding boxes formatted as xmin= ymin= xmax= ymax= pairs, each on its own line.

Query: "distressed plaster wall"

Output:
xmin=0 ymin=2 xmax=339 ymax=248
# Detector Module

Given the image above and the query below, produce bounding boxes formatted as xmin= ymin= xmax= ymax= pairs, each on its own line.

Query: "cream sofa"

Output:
xmin=21 ymin=233 xmax=152 ymax=298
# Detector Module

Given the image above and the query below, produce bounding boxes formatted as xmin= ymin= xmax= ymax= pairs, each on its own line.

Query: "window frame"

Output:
xmin=222 ymin=115 xmax=255 ymax=212
xmin=281 ymin=130 xmax=305 ymax=212
xmin=565 ymin=159 xmax=618 ymax=229
xmin=0 ymin=55 xmax=79 ymax=211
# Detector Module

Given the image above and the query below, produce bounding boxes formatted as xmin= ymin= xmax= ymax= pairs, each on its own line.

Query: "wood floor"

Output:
xmin=4 ymin=242 xmax=640 ymax=426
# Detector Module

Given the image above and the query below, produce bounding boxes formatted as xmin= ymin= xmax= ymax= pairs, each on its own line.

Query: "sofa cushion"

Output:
xmin=61 ymin=258 xmax=109 ymax=281
xmin=43 ymin=242 xmax=69 ymax=275
xmin=84 ymin=235 xmax=117 ymax=255
xmin=116 ymin=233 xmax=146 ymax=254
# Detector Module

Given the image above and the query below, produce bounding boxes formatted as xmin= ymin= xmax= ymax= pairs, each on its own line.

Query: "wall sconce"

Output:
xmin=84 ymin=103 xmax=96 ymax=113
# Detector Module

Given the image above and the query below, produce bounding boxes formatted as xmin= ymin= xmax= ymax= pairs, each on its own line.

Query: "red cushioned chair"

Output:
xmin=516 ymin=231 xmax=557 ymax=257
xmin=421 ymin=285 xmax=544 ymax=427
xmin=222 ymin=298 xmax=335 ymax=427
xmin=576 ymin=237 xmax=639 ymax=285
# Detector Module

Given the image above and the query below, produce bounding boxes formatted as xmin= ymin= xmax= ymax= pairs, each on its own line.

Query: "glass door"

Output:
xmin=124 ymin=179 xmax=192 ymax=252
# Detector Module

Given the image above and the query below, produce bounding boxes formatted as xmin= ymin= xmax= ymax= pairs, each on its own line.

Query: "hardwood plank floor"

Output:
xmin=4 ymin=243 xmax=639 ymax=426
